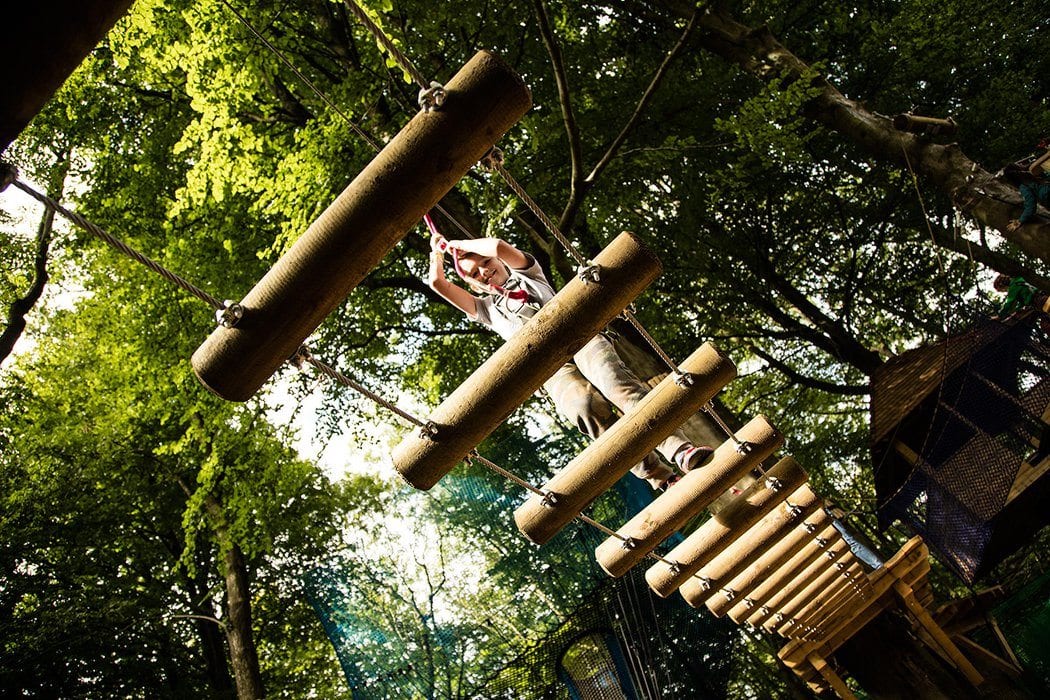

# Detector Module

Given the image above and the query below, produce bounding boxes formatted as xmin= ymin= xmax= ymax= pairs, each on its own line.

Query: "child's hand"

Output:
xmin=430 ymin=233 xmax=448 ymax=253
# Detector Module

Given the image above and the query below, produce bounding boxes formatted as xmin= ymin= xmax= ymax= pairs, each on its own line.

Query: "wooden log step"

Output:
xmin=708 ymin=510 xmax=833 ymax=618
xmin=514 ymin=343 xmax=736 ymax=545
xmin=393 ymin=232 xmax=660 ymax=490
xmin=725 ymin=522 xmax=841 ymax=623
xmin=680 ymin=484 xmax=822 ymax=607
xmin=594 ymin=415 xmax=782 ymax=577
xmin=645 ymin=456 xmax=807 ymax=597
xmin=747 ymin=540 xmax=851 ymax=629
xmin=192 ymin=50 xmax=533 ymax=401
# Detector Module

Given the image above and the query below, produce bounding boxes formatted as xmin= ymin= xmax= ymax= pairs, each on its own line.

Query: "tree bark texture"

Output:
xmin=224 ymin=544 xmax=265 ymax=700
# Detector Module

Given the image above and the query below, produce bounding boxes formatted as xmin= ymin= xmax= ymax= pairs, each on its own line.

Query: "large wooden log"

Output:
xmin=514 ymin=342 xmax=736 ymax=545
xmin=645 ymin=456 xmax=807 ymax=597
xmin=594 ymin=415 xmax=782 ymax=577
xmin=2 ymin=1 xmax=136 ymax=151
xmin=393 ymin=232 xmax=661 ymax=489
xmin=192 ymin=50 xmax=532 ymax=401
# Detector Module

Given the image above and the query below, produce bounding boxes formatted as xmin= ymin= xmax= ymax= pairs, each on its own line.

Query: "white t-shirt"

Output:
xmin=472 ymin=256 xmax=556 ymax=340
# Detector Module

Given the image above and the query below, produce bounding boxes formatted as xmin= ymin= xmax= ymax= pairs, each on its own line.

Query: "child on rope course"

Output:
xmin=425 ymin=221 xmax=713 ymax=490
xmin=1005 ymin=141 xmax=1050 ymax=232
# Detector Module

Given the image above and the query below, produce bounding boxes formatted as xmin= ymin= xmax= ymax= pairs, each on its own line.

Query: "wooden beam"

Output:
xmin=2 ymin=1 xmax=136 ymax=150
xmin=645 ymin=456 xmax=807 ymax=596
xmin=594 ymin=415 xmax=783 ymax=577
xmin=708 ymin=510 xmax=833 ymax=617
xmin=192 ymin=50 xmax=533 ymax=401
xmin=807 ymin=652 xmax=858 ymax=700
xmin=894 ymin=580 xmax=984 ymax=687
xmin=514 ymin=342 xmax=736 ymax=544
xmin=681 ymin=485 xmax=823 ymax=607
xmin=393 ymin=232 xmax=660 ymax=489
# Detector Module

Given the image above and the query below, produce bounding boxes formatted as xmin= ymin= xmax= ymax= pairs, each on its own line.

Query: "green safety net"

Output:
xmin=991 ymin=569 xmax=1050 ymax=692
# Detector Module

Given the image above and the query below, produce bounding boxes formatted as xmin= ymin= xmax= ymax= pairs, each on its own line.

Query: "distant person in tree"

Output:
xmin=992 ymin=274 xmax=1048 ymax=316
xmin=1005 ymin=138 xmax=1050 ymax=232
xmin=425 ymin=224 xmax=713 ymax=490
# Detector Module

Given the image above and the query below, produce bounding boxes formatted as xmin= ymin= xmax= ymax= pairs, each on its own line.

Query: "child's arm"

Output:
xmin=428 ymin=234 xmax=479 ymax=318
xmin=1029 ymin=150 xmax=1050 ymax=177
xmin=444 ymin=237 xmax=531 ymax=270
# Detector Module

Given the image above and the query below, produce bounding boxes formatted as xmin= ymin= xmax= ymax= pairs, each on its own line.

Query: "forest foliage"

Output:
xmin=2 ymin=0 xmax=1048 ymax=697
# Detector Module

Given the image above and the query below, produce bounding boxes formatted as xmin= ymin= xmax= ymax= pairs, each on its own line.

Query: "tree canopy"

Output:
xmin=2 ymin=0 xmax=1048 ymax=697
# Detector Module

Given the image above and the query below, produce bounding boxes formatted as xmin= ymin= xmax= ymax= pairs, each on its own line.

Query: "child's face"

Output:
xmin=459 ymin=254 xmax=509 ymax=288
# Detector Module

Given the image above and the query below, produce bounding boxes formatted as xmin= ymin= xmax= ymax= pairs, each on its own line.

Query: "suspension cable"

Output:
xmin=342 ymin=0 xmax=430 ymax=91
xmin=10 ymin=178 xmax=226 ymax=311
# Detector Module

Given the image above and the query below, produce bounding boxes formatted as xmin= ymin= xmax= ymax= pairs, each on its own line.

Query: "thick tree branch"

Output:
xmin=925 ymin=226 xmax=1050 ymax=293
xmin=532 ymin=0 xmax=584 ymax=196
xmin=650 ymin=1 xmax=1050 ymax=265
xmin=1 ymin=158 xmax=67 ymax=365
xmin=585 ymin=6 xmax=701 ymax=188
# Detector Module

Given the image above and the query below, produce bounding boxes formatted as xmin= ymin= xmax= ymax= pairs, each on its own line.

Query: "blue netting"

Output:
xmin=304 ymin=459 xmax=733 ymax=699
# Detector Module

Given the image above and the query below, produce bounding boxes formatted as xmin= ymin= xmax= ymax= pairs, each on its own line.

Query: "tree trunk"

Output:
xmin=0 ymin=156 xmax=68 ymax=364
xmin=224 ymin=544 xmax=265 ymax=700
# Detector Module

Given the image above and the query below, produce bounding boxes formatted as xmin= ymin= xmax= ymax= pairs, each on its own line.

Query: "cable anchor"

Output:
xmin=576 ymin=262 xmax=601 ymax=284
xmin=674 ymin=372 xmax=695 ymax=387
xmin=417 ymin=81 xmax=446 ymax=111
xmin=215 ymin=300 xmax=245 ymax=328
xmin=479 ymin=146 xmax=504 ymax=171
xmin=764 ymin=476 xmax=784 ymax=492
xmin=289 ymin=344 xmax=312 ymax=369
xmin=539 ymin=491 xmax=558 ymax=508
xmin=419 ymin=421 xmax=439 ymax=440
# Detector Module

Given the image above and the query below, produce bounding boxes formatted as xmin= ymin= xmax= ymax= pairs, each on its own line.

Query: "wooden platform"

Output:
xmin=777 ymin=537 xmax=983 ymax=698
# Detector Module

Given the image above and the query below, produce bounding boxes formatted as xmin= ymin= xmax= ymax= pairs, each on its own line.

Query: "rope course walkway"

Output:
xmin=1 ymin=168 xmax=720 ymax=586
xmin=3 ymin=6 xmax=996 ymax=697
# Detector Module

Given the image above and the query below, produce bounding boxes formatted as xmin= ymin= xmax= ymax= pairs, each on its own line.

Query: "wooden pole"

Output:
xmin=645 ymin=456 xmax=807 ymax=597
xmin=191 ymin=50 xmax=532 ymax=401
xmin=723 ymin=522 xmax=841 ymax=622
xmin=2 ymin=1 xmax=136 ymax=151
xmin=679 ymin=485 xmax=822 ymax=607
xmin=393 ymin=232 xmax=661 ymax=490
xmin=707 ymin=511 xmax=833 ymax=617
xmin=594 ymin=415 xmax=782 ymax=577
xmin=891 ymin=113 xmax=957 ymax=136
xmin=514 ymin=343 xmax=736 ymax=545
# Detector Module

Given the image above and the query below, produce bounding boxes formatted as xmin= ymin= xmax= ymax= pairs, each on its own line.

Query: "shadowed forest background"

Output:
xmin=2 ymin=0 xmax=1049 ymax=697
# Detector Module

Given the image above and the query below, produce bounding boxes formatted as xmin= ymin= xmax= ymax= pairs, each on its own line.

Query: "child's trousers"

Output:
xmin=542 ymin=334 xmax=691 ymax=484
